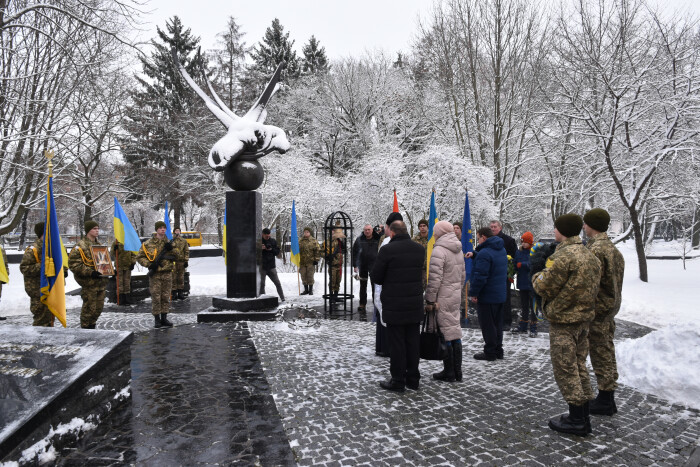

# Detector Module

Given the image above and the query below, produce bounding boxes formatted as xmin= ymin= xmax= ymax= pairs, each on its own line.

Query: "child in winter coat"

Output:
xmin=514 ymin=231 xmax=537 ymax=336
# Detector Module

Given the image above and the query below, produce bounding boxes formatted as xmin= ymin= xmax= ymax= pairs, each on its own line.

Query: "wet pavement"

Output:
xmin=2 ymin=297 xmax=698 ymax=466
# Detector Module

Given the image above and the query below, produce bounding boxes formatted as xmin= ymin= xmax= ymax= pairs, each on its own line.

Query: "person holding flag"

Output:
xmin=0 ymin=244 xmax=8 ymax=319
xmin=20 ymin=223 xmax=54 ymax=326
xmin=69 ymin=220 xmax=109 ymax=328
xmin=112 ymin=197 xmax=141 ymax=306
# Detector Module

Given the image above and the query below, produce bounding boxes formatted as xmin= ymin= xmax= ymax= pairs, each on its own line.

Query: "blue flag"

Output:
xmin=114 ymin=198 xmax=141 ymax=252
xmin=290 ymin=200 xmax=300 ymax=267
xmin=461 ymin=190 xmax=474 ymax=280
xmin=164 ymin=201 xmax=173 ymax=241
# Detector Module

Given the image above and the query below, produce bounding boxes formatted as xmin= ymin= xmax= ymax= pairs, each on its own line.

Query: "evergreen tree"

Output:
xmin=121 ymin=16 xmax=208 ymax=228
xmin=301 ymin=35 xmax=329 ymax=74
xmin=248 ymin=18 xmax=300 ymax=83
xmin=214 ymin=16 xmax=247 ymax=113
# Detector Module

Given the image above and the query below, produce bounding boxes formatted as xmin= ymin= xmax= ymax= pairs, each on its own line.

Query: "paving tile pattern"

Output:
xmin=250 ymin=320 xmax=700 ymax=466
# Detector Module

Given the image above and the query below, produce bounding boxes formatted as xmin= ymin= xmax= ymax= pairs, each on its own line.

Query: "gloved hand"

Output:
xmin=130 ymin=264 xmax=135 ymax=270
xmin=91 ymin=270 xmax=102 ymax=279
xmin=164 ymin=242 xmax=173 ymax=251
xmin=184 ymin=261 xmax=188 ymax=268
xmin=148 ymin=263 xmax=158 ymax=273
xmin=64 ymin=269 xmax=69 ymax=278
xmin=313 ymin=261 xmax=318 ymax=266
xmin=516 ymin=262 xmax=522 ymax=268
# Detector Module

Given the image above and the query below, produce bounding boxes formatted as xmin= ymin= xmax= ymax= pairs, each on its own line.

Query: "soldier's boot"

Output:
xmin=433 ymin=344 xmax=456 ymax=382
xmin=178 ymin=289 xmax=186 ymax=300
xmin=583 ymin=401 xmax=592 ymax=434
xmin=529 ymin=322 xmax=538 ymax=338
xmin=122 ymin=293 xmax=132 ymax=305
xmin=589 ymin=390 xmax=617 ymax=416
xmin=154 ymin=314 xmax=163 ymax=328
xmin=160 ymin=314 xmax=173 ymax=327
xmin=548 ymin=404 xmax=589 ymax=437
xmin=300 ymin=285 xmax=310 ymax=295
xmin=308 ymin=285 xmax=314 ymax=295
xmin=511 ymin=320 xmax=528 ymax=333
xmin=453 ymin=340 xmax=463 ymax=382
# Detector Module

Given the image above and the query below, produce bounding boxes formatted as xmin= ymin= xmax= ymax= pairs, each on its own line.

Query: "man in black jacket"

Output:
xmin=352 ymin=224 xmax=380 ymax=316
xmin=371 ymin=220 xmax=426 ymax=393
xmin=260 ymin=228 xmax=285 ymax=301
xmin=490 ymin=220 xmax=517 ymax=328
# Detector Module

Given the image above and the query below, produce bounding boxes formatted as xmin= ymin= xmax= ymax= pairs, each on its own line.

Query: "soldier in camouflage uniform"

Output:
xmin=323 ymin=229 xmax=345 ymax=299
xmin=583 ymin=208 xmax=625 ymax=416
xmin=137 ymin=221 xmax=177 ymax=328
xmin=413 ymin=219 xmax=430 ymax=289
xmin=532 ymin=213 xmax=601 ymax=437
xmin=20 ymin=223 xmax=54 ymax=326
xmin=68 ymin=220 xmax=109 ymax=329
xmin=298 ymin=227 xmax=320 ymax=295
xmin=111 ymin=239 xmax=136 ymax=305
xmin=170 ymin=228 xmax=190 ymax=300
xmin=0 ymin=245 xmax=8 ymax=319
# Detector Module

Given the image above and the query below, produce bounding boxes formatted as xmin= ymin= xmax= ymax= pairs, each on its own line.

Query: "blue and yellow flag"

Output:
xmin=461 ymin=190 xmax=474 ymax=280
xmin=223 ymin=206 xmax=227 ymax=265
xmin=114 ymin=198 xmax=141 ymax=252
xmin=40 ymin=176 xmax=66 ymax=327
xmin=0 ymin=246 xmax=8 ymax=284
xmin=426 ymin=190 xmax=438 ymax=280
xmin=164 ymin=201 xmax=173 ymax=241
xmin=290 ymin=200 xmax=300 ymax=267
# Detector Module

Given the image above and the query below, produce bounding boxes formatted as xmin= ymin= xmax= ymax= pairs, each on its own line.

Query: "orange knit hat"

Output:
xmin=521 ymin=231 xmax=534 ymax=244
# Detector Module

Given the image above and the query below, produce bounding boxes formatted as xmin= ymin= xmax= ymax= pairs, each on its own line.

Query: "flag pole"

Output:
xmin=116 ymin=248 xmax=120 ymax=305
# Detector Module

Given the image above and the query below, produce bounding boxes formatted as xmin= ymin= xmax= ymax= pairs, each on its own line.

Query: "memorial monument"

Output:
xmin=171 ymin=50 xmax=290 ymax=317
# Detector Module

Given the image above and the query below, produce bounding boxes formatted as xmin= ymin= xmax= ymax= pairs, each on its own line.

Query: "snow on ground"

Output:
xmin=2 ymin=241 xmax=700 ymax=410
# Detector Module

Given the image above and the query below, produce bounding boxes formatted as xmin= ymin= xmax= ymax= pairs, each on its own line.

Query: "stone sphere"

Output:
xmin=223 ymin=160 xmax=264 ymax=191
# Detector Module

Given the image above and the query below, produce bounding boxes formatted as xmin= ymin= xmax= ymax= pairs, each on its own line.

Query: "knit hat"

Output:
xmin=433 ymin=220 xmax=454 ymax=239
xmin=303 ymin=227 xmax=313 ymax=234
xmin=154 ymin=221 xmax=166 ymax=230
xmin=84 ymin=220 xmax=98 ymax=234
xmin=521 ymin=231 xmax=534 ymax=244
xmin=34 ymin=222 xmax=45 ymax=238
xmin=554 ymin=214 xmax=583 ymax=238
xmin=583 ymin=208 xmax=610 ymax=232
xmin=418 ymin=218 xmax=429 ymax=227
xmin=385 ymin=212 xmax=403 ymax=226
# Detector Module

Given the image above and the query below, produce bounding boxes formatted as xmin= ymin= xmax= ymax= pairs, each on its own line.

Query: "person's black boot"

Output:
xmin=122 ymin=293 xmax=132 ymax=305
xmin=154 ymin=314 xmax=163 ymax=328
xmin=308 ymin=284 xmax=314 ymax=295
xmin=379 ymin=378 xmax=405 ymax=393
xmin=583 ymin=401 xmax=592 ymax=434
xmin=589 ymin=390 xmax=617 ymax=415
xmin=160 ymin=314 xmax=173 ymax=327
xmin=433 ymin=345 xmax=456 ymax=382
xmin=300 ymin=284 xmax=309 ymax=295
xmin=453 ymin=341 xmax=463 ymax=382
xmin=548 ymin=404 xmax=589 ymax=436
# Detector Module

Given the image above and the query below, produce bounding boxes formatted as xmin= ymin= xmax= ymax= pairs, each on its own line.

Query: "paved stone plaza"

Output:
xmin=1 ymin=300 xmax=699 ymax=465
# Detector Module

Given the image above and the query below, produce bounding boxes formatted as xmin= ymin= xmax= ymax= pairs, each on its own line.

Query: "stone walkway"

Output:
xmin=2 ymin=298 xmax=699 ymax=465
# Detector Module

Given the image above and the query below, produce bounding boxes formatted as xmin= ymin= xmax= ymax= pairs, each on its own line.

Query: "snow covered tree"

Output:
xmin=213 ymin=16 xmax=248 ymax=113
xmin=301 ymin=35 xmax=329 ymax=74
xmin=247 ymin=18 xmax=300 ymax=86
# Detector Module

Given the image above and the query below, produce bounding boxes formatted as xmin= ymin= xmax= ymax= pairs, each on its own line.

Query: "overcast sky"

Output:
xmin=139 ymin=0 xmax=700 ymax=60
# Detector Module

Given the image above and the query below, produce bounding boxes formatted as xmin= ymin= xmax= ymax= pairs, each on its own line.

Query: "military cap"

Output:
xmin=34 ymin=222 xmax=45 ymax=238
xmin=583 ymin=208 xmax=610 ymax=233
xmin=84 ymin=220 xmax=98 ymax=234
xmin=554 ymin=214 xmax=583 ymax=238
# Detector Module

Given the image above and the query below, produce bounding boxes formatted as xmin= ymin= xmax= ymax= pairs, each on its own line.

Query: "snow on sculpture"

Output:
xmin=171 ymin=48 xmax=291 ymax=190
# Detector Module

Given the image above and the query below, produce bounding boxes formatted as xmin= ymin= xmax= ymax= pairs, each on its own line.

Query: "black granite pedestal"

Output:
xmin=202 ymin=191 xmax=278 ymax=322
xmin=0 ymin=325 xmax=133 ymax=464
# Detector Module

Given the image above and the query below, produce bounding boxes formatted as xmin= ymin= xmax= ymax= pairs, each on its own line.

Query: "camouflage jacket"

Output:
xmin=298 ymin=236 xmax=320 ymax=266
xmin=322 ymin=231 xmax=345 ymax=266
xmin=532 ymin=236 xmax=601 ymax=324
xmin=412 ymin=234 xmax=429 ymax=248
xmin=20 ymin=239 xmax=43 ymax=295
xmin=69 ymin=238 xmax=108 ymax=287
xmin=136 ymin=236 xmax=175 ymax=273
xmin=171 ymin=236 xmax=190 ymax=263
xmin=111 ymin=240 xmax=137 ymax=270
xmin=586 ymin=232 xmax=625 ymax=320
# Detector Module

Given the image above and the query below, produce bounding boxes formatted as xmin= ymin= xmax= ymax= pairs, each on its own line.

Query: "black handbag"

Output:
xmin=419 ymin=309 xmax=448 ymax=361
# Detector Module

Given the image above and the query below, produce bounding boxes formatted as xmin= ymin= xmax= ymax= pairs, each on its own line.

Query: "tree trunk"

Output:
xmin=18 ymin=210 xmax=29 ymax=250
xmin=629 ymin=209 xmax=648 ymax=282
xmin=691 ymin=204 xmax=700 ymax=249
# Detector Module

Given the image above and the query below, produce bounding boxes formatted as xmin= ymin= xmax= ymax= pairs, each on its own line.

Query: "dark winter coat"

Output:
xmin=261 ymin=237 xmax=280 ymax=270
xmin=514 ymin=247 xmax=532 ymax=291
xmin=468 ymin=235 xmax=508 ymax=304
xmin=497 ymin=231 xmax=517 ymax=258
xmin=370 ymin=233 xmax=425 ymax=325
xmin=352 ymin=232 xmax=380 ymax=275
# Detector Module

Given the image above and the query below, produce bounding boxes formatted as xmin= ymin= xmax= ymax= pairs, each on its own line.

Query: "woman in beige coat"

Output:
xmin=425 ymin=220 xmax=466 ymax=382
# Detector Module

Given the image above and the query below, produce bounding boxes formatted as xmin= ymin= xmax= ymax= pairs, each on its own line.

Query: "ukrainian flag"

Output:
xmin=290 ymin=200 xmax=300 ymax=267
xmin=114 ymin=198 xmax=142 ymax=252
xmin=426 ymin=190 xmax=438 ymax=280
xmin=0 ymin=247 xmax=8 ymax=284
xmin=40 ymin=176 xmax=66 ymax=327
xmin=223 ymin=206 xmax=227 ymax=265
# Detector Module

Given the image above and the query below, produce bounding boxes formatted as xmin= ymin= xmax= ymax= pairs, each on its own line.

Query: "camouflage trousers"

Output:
xmin=79 ymin=283 xmax=106 ymax=328
xmin=549 ymin=322 xmax=593 ymax=406
xmin=589 ymin=318 xmax=618 ymax=391
xmin=149 ymin=271 xmax=172 ymax=316
xmin=328 ymin=263 xmax=341 ymax=294
xmin=172 ymin=262 xmax=186 ymax=290
xmin=299 ymin=264 xmax=315 ymax=285
xmin=30 ymin=295 xmax=54 ymax=327
xmin=116 ymin=268 xmax=132 ymax=294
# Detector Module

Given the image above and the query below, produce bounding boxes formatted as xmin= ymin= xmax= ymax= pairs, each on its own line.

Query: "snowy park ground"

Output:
xmin=1 ymin=240 xmax=699 ymax=413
